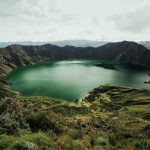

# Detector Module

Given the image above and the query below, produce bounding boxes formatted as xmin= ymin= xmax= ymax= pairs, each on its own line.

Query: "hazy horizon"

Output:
xmin=0 ymin=39 xmax=149 ymax=43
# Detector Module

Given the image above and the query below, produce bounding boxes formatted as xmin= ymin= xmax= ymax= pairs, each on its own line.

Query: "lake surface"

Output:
xmin=6 ymin=60 xmax=150 ymax=101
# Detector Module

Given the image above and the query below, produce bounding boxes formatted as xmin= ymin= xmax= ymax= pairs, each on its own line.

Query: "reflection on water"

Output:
xmin=6 ymin=60 xmax=150 ymax=101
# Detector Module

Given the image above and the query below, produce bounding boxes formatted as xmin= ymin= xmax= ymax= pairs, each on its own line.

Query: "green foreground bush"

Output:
xmin=0 ymin=113 xmax=20 ymax=135
xmin=67 ymin=129 xmax=83 ymax=140
xmin=65 ymin=140 xmax=85 ymax=150
xmin=27 ymin=112 xmax=61 ymax=134
xmin=0 ymin=132 xmax=57 ymax=150
xmin=134 ymin=139 xmax=150 ymax=150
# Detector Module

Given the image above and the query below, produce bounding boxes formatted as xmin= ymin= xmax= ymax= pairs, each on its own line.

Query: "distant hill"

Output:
xmin=1 ymin=40 xmax=150 ymax=49
xmin=0 ymin=40 xmax=150 ymax=49
xmin=0 ymin=41 xmax=48 ymax=48
xmin=0 ymin=40 xmax=108 ymax=48
xmin=51 ymin=40 xmax=108 ymax=47
xmin=0 ymin=41 xmax=150 ymax=68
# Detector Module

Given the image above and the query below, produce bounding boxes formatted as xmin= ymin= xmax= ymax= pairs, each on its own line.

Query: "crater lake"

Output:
xmin=6 ymin=60 xmax=150 ymax=101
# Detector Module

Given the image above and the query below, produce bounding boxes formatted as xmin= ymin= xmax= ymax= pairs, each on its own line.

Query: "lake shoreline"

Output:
xmin=5 ymin=60 xmax=150 ymax=101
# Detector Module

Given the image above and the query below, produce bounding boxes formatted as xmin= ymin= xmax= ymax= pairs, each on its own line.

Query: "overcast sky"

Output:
xmin=0 ymin=0 xmax=150 ymax=41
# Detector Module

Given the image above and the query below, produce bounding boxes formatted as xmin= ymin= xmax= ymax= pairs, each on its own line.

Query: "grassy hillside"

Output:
xmin=0 ymin=85 xmax=150 ymax=150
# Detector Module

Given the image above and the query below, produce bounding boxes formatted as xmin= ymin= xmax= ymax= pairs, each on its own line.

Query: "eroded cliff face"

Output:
xmin=0 ymin=41 xmax=150 ymax=69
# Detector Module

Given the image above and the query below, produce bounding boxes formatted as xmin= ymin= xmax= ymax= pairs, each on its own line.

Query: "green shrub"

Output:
xmin=134 ymin=139 xmax=150 ymax=150
xmin=94 ymin=145 xmax=103 ymax=150
xmin=12 ymin=140 xmax=34 ymax=150
xmin=108 ymin=134 xmax=117 ymax=146
xmin=94 ymin=137 xmax=109 ymax=150
xmin=27 ymin=112 xmax=61 ymax=134
xmin=95 ymin=137 xmax=108 ymax=146
xmin=0 ymin=113 xmax=20 ymax=135
xmin=23 ymin=132 xmax=53 ymax=150
xmin=0 ymin=132 xmax=57 ymax=150
xmin=0 ymin=134 xmax=15 ymax=150
xmin=65 ymin=140 xmax=85 ymax=150
xmin=89 ymin=135 xmax=95 ymax=147
xmin=67 ymin=129 xmax=83 ymax=140
xmin=15 ymin=132 xmax=56 ymax=150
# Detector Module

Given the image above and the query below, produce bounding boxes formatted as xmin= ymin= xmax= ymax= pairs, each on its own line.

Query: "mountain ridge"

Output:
xmin=0 ymin=41 xmax=150 ymax=67
xmin=0 ymin=41 xmax=150 ymax=69
xmin=0 ymin=40 xmax=150 ymax=49
xmin=0 ymin=40 xmax=108 ymax=48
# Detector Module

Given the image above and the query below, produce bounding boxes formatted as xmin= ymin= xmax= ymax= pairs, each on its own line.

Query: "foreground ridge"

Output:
xmin=0 ymin=85 xmax=150 ymax=149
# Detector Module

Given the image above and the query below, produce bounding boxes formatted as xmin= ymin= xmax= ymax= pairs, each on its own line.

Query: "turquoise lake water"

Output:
xmin=6 ymin=60 xmax=150 ymax=101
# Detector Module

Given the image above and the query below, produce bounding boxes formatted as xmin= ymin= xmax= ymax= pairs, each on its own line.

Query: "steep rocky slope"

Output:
xmin=0 ymin=45 xmax=33 ymax=67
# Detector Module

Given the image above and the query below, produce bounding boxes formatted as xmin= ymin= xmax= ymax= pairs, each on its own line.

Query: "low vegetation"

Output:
xmin=0 ymin=84 xmax=150 ymax=149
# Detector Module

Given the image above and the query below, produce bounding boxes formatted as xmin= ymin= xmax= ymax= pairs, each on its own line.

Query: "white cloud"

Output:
xmin=0 ymin=0 xmax=150 ymax=41
xmin=110 ymin=6 xmax=150 ymax=33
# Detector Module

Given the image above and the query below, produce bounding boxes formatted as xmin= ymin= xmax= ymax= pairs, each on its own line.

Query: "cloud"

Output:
xmin=0 ymin=0 xmax=20 ymax=17
xmin=110 ymin=5 xmax=150 ymax=33
xmin=0 ymin=0 xmax=150 ymax=41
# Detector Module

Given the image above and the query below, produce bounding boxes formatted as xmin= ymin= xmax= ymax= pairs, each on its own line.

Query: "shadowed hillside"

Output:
xmin=0 ymin=41 xmax=150 ymax=69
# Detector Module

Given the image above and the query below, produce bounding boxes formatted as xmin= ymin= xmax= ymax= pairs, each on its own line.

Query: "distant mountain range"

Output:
xmin=0 ymin=41 xmax=48 ymax=48
xmin=51 ymin=40 xmax=108 ymax=47
xmin=0 ymin=40 xmax=108 ymax=48
xmin=0 ymin=40 xmax=150 ymax=50
xmin=0 ymin=41 xmax=150 ymax=69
